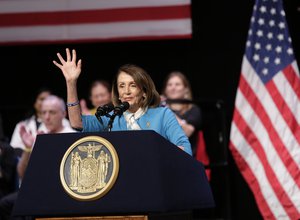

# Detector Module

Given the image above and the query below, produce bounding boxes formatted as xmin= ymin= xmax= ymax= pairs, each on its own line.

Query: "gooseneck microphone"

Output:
xmin=95 ymin=103 xmax=114 ymax=117
xmin=108 ymin=101 xmax=130 ymax=131
xmin=113 ymin=101 xmax=130 ymax=116
xmin=95 ymin=103 xmax=114 ymax=127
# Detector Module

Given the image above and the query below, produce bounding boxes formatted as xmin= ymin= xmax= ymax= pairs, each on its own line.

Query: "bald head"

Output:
xmin=41 ymin=95 xmax=67 ymax=133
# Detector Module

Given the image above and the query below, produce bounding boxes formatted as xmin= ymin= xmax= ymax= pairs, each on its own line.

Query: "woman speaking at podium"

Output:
xmin=53 ymin=48 xmax=192 ymax=156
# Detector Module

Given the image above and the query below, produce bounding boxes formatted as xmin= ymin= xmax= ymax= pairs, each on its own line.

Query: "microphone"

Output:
xmin=113 ymin=101 xmax=130 ymax=116
xmin=107 ymin=102 xmax=130 ymax=131
xmin=95 ymin=103 xmax=114 ymax=128
xmin=95 ymin=103 xmax=114 ymax=117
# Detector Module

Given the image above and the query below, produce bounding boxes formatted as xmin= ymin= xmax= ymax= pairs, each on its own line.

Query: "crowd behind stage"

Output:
xmin=0 ymin=61 xmax=209 ymax=220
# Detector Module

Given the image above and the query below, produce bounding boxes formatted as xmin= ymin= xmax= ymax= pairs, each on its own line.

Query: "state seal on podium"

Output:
xmin=60 ymin=136 xmax=119 ymax=201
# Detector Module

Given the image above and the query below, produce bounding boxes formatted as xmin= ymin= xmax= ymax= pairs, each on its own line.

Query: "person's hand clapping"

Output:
xmin=19 ymin=124 xmax=35 ymax=150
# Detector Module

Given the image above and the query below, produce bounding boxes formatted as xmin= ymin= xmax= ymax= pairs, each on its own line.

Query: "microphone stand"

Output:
xmin=106 ymin=102 xmax=130 ymax=132
xmin=96 ymin=112 xmax=113 ymax=131
xmin=95 ymin=103 xmax=115 ymax=131
xmin=107 ymin=114 xmax=117 ymax=132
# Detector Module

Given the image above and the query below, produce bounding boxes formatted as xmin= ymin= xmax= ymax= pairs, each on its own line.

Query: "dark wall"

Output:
xmin=0 ymin=0 xmax=299 ymax=219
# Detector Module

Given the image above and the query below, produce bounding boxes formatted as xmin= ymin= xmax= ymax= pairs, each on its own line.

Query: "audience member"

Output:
xmin=53 ymin=48 xmax=192 ymax=155
xmin=0 ymin=95 xmax=77 ymax=220
xmin=17 ymin=95 xmax=76 ymax=179
xmin=10 ymin=87 xmax=70 ymax=150
xmin=161 ymin=71 xmax=202 ymax=157
xmin=80 ymin=80 xmax=112 ymax=115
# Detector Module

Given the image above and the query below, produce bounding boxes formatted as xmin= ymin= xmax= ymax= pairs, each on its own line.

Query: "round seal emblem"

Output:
xmin=60 ymin=136 xmax=119 ymax=201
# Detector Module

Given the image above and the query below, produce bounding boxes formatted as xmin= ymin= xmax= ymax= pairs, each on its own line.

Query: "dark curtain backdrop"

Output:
xmin=0 ymin=0 xmax=299 ymax=219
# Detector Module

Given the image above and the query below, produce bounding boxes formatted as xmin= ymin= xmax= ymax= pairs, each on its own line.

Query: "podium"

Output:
xmin=12 ymin=130 xmax=215 ymax=219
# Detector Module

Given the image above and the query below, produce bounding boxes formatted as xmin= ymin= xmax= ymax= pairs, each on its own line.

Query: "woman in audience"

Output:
xmin=80 ymin=79 xmax=112 ymax=115
xmin=161 ymin=71 xmax=202 ymax=157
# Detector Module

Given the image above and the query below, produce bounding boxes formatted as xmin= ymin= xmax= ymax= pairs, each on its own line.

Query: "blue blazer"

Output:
xmin=81 ymin=106 xmax=192 ymax=156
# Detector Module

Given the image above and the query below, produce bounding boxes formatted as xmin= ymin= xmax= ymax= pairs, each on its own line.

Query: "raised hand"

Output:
xmin=53 ymin=48 xmax=82 ymax=82
xmin=53 ymin=48 xmax=84 ymax=129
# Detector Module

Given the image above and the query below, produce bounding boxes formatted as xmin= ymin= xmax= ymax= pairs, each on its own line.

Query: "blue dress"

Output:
xmin=82 ymin=106 xmax=192 ymax=156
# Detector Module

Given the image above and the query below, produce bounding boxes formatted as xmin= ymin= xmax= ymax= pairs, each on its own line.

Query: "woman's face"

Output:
xmin=165 ymin=75 xmax=186 ymax=100
xmin=117 ymin=72 xmax=144 ymax=112
xmin=90 ymin=84 xmax=111 ymax=108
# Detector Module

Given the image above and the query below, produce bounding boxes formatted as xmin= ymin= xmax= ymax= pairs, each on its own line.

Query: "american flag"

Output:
xmin=0 ymin=0 xmax=191 ymax=45
xmin=229 ymin=0 xmax=300 ymax=219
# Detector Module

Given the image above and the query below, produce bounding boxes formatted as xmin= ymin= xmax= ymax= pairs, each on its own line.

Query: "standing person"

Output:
xmin=0 ymin=95 xmax=77 ymax=220
xmin=80 ymin=80 xmax=112 ymax=115
xmin=161 ymin=71 xmax=202 ymax=157
xmin=53 ymin=48 xmax=192 ymax=155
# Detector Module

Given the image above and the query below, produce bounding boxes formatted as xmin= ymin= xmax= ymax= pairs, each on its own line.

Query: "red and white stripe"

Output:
xmin=230 ymin=56 xmax=300 ymax=220
xmin=0 ymin=0 xmax=192 ymax=45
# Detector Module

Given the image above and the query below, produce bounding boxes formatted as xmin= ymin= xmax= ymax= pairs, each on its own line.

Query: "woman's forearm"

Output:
xmin=66 ymin=80 xmax=83 ymax=130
